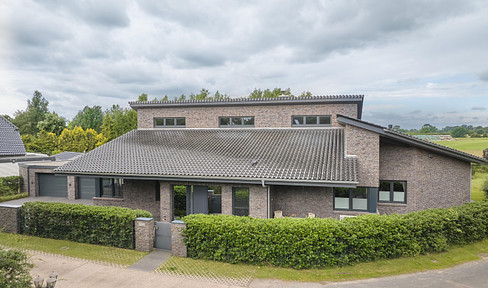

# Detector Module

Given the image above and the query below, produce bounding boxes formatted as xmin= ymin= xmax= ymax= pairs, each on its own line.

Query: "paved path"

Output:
xmin=30 ymin=250 xmax=488 ymax=288
xmin=128 ymin=249 xmax=171 ymax=272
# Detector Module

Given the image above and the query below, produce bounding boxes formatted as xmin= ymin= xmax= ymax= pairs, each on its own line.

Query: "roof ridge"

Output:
xmin=129 ymin=95 xmax=364 ymax=105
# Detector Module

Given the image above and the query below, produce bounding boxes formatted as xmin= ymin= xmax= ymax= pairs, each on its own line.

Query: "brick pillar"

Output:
xmin=160 ymin=182 xmax=172 ymax=222
xmin=0 ymin=204 xmax=21 ymax=233
xmin=67 ymin=176 xmax=77 ymax=200
xmin=250 ymin=185 xmax=268 ymax=218
xmin=221 ymin=185 xmax=233 ymax=215
xmin=171 ymin=220 xmax=187 ymax=257
xmin=134 ymin=217 xmax=154 ymax=252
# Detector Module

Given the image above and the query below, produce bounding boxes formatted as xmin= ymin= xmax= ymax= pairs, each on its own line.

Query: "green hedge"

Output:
xmin=0 ymin=176 xmax=22 ymax=197
xmin=183 ymin=201 xmax=488 ymax=269
xmin=20 ymin=202 xmax=151 ymax=249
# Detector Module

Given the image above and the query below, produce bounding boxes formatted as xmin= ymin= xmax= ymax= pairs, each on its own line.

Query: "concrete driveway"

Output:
xmin=30 ymin=250 xmax=488 ymax=288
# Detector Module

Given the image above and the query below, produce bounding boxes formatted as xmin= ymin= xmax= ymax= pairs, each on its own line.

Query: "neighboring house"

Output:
xmin=19 ymin=95 xmax=487 ymax=221
xmin=0 ymin=115 xmax=52 ymax=177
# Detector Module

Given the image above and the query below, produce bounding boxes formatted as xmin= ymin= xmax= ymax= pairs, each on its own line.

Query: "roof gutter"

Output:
xmin=53 ymin=171 xmax=358 ymax=188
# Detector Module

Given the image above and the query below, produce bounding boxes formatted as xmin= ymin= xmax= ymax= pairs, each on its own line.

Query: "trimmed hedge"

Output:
xmin=183 ymin=201 xmax=488 ymax=269
xmin=20 ymin=202 xmax=151 ymax=249
xmin=0 ymin=176 xmax=22 ymax=197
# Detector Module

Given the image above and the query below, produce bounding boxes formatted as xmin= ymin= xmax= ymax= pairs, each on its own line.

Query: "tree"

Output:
xmin=138 ymin=93 xmax=148 ymax=101
xmin=450 ymin=126 xmax=469 ymax=138
xmin=68 ymin=106 xmax=104 ymax=133
xmin=12 ymin=91 xmax=49 ymax=135
xmin=0 ymin=249 xmax=33 ymax=288
xmin=483 ymin=177 xmax=488 ymax=199
xmin=299 ymin=91 xmax=312 ymax=97
xmin=36 ymin=130 xmax=58 ymax=154
xmin=248 ymin=88 xmax=294 ymax=98
xmin=418 ymin=124 xmax=438 ymax=134
xmin=37 ymin=112 xmax=66 ymax=135
xmin=101 ymin=105 xmax=137 ymax=141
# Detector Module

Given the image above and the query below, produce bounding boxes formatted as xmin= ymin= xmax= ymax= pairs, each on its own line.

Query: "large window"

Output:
xmin=379 ymin=181 xmax=406 ymax=203
xmin=233 ymin=187 xmax=249 ymax=216
xmin=154 ymin=117 xmax=186 ymax=128
xmin=100 ymin=178 xmax=123 ymax=198
xmin=292 ymin=115 xmax=331 ymax=127
xmin=334 ymin=187 xmax=368 ymax=211
xmin=219 ymin=116 xmax=254 ymax=127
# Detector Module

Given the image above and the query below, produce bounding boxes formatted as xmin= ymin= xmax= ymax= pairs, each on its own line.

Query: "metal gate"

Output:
xmin=154 ymin=221 xmax=172 ymax=250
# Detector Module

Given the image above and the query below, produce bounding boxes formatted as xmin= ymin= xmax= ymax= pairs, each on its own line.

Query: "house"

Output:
xmin=19 ymin=95 xmax=486 ymax=221
xmin=0 ymin=115 xmax=53 ymax=177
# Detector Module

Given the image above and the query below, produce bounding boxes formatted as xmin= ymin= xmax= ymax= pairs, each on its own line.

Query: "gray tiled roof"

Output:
xmin=55 ymin=128 xmax=358 ymax=184
xmin=53 ymin=151 xmax=84 ymax=161
xmin=0 ymin=116 xmax=26 ymax=157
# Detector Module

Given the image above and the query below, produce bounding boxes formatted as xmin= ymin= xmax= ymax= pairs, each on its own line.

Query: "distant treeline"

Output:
xmin=393 ymin=124 xmax=487 ymax=138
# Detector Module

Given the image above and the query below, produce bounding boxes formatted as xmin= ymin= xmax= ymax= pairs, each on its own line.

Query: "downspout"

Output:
xmin=26 ymin=166 xmax=30 ymax=196
xmin=261 ymin=179 xmax=271 ymax=219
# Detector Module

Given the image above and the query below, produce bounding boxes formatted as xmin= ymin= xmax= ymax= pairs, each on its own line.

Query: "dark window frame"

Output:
xmin=219 ymin=116 xmax=255 ymax=127
xmin=378 ymin=180 xmax=407 ymax=204
xmin=232 ymin=187 xmax=250 ymax=216
xmin=154 ymin=117 xmax=186 ymax=128
xmin=291 ymin=115 xmax=332 ymax=127
xmin=333 ymin=187 xmax=368 ymax=211
xmin=100 ymin=178 xmax=124 ymax=198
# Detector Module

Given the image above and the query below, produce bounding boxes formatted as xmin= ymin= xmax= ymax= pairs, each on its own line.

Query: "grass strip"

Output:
xmin=0 ymin=193 xmax=28 ymax=203
xmin=0 ymin=233 xmax=148 ymax=266
xmin=159 ymin=238 xmax=488 ymax=283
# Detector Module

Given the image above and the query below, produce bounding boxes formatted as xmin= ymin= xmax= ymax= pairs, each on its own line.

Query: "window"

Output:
xmin=154 ymin=117 xmax=186 ymax=128
xmin=379 ymin=181 xmax=406 ymax=203
xmin=155 ymin=181 xmax=160 ymax=201
xmin=233 ymin=187 xmax=249 ymax=216
xmin=100 ymin=178 xmax=123 ymax=198
xmin=334 ymin=187 xmax=368 ymax=211
xmin=219 ymin=116 xmax=254 ymax=127
xmin=208 ymin=186 xmax=222 ymax=214
xmin=292 ymin=115 xmax=331 ymax=127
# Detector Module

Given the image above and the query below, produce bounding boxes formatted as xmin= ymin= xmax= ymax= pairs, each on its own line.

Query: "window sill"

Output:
xmin=377 ymin=202 xmax=407 ymax=207
xmin=93 ymin=197 xmax=124 ymax=201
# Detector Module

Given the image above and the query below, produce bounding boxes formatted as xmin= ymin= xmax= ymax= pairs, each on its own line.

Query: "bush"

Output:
xmin=483 ymin=177 xmax=488 ymax=199
xmin=183 ymin=201 xmax=488 ymax=269
xmin=20 ymin=202 xmax=151 ymax=249
xmin=0 ymin=249 xmax=33 ymax=288
xmin=0 ymin=176 xmax=23 ymax=197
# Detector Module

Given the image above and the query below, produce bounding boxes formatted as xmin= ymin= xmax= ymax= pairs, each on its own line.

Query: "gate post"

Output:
xmin=171 ymin=220 xmax=187 ymax=257
xmin=134 ymin=217 xmax=154 ymax=252
xmin=0 ymin=204 xmax=22 ymax=234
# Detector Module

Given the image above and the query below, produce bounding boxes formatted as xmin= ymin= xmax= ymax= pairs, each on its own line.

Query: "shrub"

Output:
xmin=0 ymin=249 xmax=33 ymax=288
xmin=0 ymin=176 xmax=23 ymax=197
xmin=183 ymin=201 xmax=488 ymax=269
xmin=483 ymin=177 xmax=488 ymax=199
xmin=20 ymin=202 xmax=151 ymax=249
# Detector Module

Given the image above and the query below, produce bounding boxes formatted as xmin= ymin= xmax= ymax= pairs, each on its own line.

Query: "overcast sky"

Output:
xmin=1 ymin=0 xmax=487 ymax=129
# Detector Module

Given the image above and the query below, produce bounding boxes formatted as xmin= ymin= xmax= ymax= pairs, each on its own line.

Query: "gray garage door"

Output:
xmin=38 ymin=174 xmax=67 ymax=197
xmin=78 ymin=177 xmax=96 ymax=199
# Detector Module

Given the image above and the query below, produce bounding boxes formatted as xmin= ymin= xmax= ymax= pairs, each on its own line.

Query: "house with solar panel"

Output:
xmin=19 ymin=96 xmax=486 ymax=222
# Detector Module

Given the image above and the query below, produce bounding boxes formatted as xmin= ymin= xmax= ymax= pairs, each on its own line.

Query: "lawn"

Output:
xmin=472 ymin=172 xmax=487 ymax=201
xmin=157 ymin=238 xmax=488 ymax=282
xmin=436 ymin=138 xmax=488 ymax=157
xmin=0 ymin=233 xmax=148 ymax=267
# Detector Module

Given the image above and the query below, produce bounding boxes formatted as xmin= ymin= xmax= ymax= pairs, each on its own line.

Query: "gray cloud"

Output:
xmin=471 ymin=106 xmax=486 ymax=111
xmin=478 ymin=70 xmax=488 ymax=82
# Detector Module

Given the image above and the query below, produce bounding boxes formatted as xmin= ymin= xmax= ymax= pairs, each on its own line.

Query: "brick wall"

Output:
xmin=344 ymin=125 xmax=379 ymax=187
xmin=137 ymin=103 xmax=358 ymax=129
xmin=249 ymin=185 xmax=268 ymax=218
xmin=67 ymin=176 xmax=76 ymax=200
xmin=18 ymin=165 xmax=28 ymax=194
xmin=0 ymin=204 xmax=21 ymax=233
xmin=379 ymin=142 xmax=471 ymax=215
xmin=94 ymin=179 xmax=161 ymax=220
xmin=134 ymin=217 xmax=154 ymax=252
xmin=271 ymin=185 xmax=372 ymax=219
xmin=171 ymin=221 xmax=187 ymax=257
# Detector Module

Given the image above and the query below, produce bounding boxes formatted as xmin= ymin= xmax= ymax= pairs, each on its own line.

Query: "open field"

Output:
xmin=436 ymin=138 xmax=488 ymax=157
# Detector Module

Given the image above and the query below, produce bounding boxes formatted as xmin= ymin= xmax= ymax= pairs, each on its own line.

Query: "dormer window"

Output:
xmin=292 ymin=115 xmax=331 ymax=127
xmin=154 ymin=117 xmax=186 ymax=128
xmin=219 ymin=116 xmax=254 ymax=127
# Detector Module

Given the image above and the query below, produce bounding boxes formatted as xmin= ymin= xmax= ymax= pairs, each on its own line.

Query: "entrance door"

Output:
xmin=192 ymin=185 xmax=209 ymax=214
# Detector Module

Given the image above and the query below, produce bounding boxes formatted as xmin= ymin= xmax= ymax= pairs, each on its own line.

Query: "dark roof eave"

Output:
xmin=53 ymin=171 xmax=359 ymax=188
xmin=337 ymin=115 xmax=487 ymax=164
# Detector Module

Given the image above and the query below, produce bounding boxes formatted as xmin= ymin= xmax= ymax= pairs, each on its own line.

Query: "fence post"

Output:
xmin=134 ymin=217 xmax=154 ymax=252
xmin=171 ymin=220 xmax=187 ymax=257
xmin=0 ymin=204 xmax=22 ymax=234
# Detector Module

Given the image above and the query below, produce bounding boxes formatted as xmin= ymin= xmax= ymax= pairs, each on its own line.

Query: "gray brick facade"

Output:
xmin=378 ymin=142 xmax=471 ymax=215
xmin=134 ymin=217 xmax=154 ymax=252
xmin=0 ymin=204 xmax=21 ymax=233
xmin=137 ymin=103 xmax=358 ymax=129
